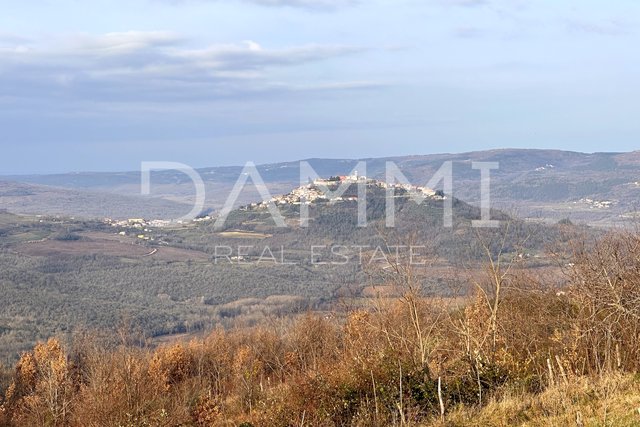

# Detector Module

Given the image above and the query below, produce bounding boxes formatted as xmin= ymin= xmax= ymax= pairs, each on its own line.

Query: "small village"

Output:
xmin=576 ymin=198 xmax=615 ymax=209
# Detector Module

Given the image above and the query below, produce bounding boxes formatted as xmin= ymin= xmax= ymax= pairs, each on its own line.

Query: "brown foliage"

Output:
xmin=2 ymin=232 xmax=640 ymax=426
xmin=2 ymin=339 xmax=73 ymax=426
xmin=564 ymin=231 xmax=640 ymax=374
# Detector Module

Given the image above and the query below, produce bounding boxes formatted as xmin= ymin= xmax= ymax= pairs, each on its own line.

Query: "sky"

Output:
xmin=0 ymin=0 xmax=639 ymax=174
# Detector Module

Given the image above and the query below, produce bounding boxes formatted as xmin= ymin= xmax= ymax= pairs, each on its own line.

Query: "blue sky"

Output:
xmin=0 ymin=0 xmax=638 ymax=173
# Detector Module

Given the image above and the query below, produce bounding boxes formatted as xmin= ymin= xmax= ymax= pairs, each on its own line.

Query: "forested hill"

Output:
xmin=0 ymin=189 xmax=575 ymax=362
xmin=3 ymin=149 xmax=640 ymax=226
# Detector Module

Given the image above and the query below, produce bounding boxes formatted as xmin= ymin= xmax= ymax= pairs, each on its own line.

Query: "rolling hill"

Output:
xmin=3 ymin=149 xmax=640 ymax=226
xmin=0 ymin=183 xmax=571 ymax=362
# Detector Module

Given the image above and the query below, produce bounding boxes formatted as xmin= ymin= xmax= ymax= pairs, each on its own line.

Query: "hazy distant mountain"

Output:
xmin=3 ymin=149 xmax=640 ymax=225
xmin=0 ymin=181 xmax=193 ymax=220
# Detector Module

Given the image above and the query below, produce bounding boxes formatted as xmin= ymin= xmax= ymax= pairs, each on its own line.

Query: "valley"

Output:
xmin=0 ymin=175 xmax=569 ymax=363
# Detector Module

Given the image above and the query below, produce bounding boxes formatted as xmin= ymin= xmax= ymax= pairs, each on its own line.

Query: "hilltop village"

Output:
xmin=104 ymin=173 xmax=441 ymax=235
xmin=247 ymin=172 xmax=439 ymax=210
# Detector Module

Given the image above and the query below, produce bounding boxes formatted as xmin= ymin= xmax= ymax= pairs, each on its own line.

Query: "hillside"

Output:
xmin=3 ymin=149 xmax=640 ymax=226
xmin=0 ymin=183 xmax=570 ymax=363
xmin=1 ymin=225 xmax=639 ymax=426
xmin=0 ymin=165 xmax=616 ymax=426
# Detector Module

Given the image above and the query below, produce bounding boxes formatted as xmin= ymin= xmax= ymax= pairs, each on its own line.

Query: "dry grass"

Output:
xmin=442 ymin=373 xmax=640 ymax=427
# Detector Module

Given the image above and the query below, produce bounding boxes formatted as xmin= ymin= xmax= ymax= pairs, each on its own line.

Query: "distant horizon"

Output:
xmin=2 ymin=146 xmax=635 ymax=176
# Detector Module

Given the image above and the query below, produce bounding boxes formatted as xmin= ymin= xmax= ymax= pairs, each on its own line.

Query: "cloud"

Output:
xmin=165 ymin=0 xmax=358 ymax=11
xmin=452 ymin=26 xmax=487 ymax=39
xmin=292 ymin=80 xmax=387 ymax=91
xmin=174 ymin=41 xmax=363 ymax=70
xmin=68 ymin=31 xmax=186 ymax=55
xmin=441 ymin=0 xmax=489 ymax=8
xmin=566 ymin=20 xmax=633 ymax=36
xmin=0 ymin=32 xmax=369 ymax=105
xmin=240 ymin=0 xmax=357 ymax=9
xmin=0 ymin=32 xmax=32 ymax=46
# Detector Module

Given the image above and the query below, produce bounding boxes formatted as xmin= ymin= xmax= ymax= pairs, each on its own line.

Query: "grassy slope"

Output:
xmin=441 ymin=373 xmax=640 ymax=427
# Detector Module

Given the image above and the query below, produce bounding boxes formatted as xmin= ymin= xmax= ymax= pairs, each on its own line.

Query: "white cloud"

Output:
xmin=243 ymin=40 xmax=262 ymax=51
xmin=164 ymin=0 xmax=358 ymax=11
xmin=173 ymin=42 xmax=363 ymax=70
xmin=435 ymin=0 xmax=489 ymax=8
xmin=67 ymin=31 xmax=186 ymax=55
xmin=0 ymin=32 xmax=369 ymax=105
xmin=452 ymin=26 xmax=487 ymax=38
xmin=0 ymin=32 xmax=32 ymax=45
xmin=566 ymin=19 xmax=633 ymax=36
xmin=240 ymin=0 xmax=357 ymax=8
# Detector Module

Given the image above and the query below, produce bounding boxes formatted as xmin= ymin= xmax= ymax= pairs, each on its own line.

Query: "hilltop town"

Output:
xmin=247 ymin=172 xmax=439 ymax=210
xmin=103 ymin=173 xmax=441 ymax=238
